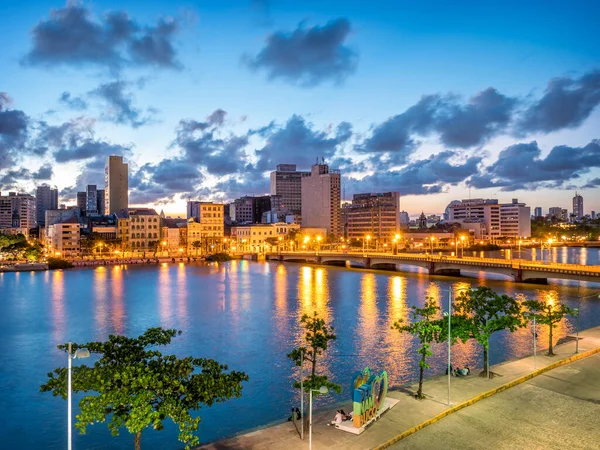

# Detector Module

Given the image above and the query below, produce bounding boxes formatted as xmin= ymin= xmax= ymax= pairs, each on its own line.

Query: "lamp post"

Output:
xmin=442 ymin=289 xmax=452 ymax=406
xmin=533 ymin=315 xmax=537 ymax=369
xmin=518 ymin=239 xmax=522 ymax=260
xmin=365 ymin=235 xmax=371 ymax=255
xmin=316 ymin=235 xmax=322 ymax=255
xmin=460 ymin=235 xmax=465 ymax=258
xmin=309 ymin=386 xmax=329 ymax=450
xmin=67 ymin=343 xmax=90 ymax=450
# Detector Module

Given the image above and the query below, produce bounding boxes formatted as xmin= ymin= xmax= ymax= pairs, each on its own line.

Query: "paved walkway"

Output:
xmin=198 ymin=326 xmax=600 ymax=450
xmin=390 ymin=352 xmax=600 ymax=449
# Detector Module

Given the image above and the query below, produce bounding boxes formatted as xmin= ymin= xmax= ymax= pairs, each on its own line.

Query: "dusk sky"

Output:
xmin=1 ymin=0 xmax=599 ymax=216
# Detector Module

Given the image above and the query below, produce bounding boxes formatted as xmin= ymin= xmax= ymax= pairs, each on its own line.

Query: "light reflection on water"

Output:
xmin=0 ymin=248 xmax=598 ymax=449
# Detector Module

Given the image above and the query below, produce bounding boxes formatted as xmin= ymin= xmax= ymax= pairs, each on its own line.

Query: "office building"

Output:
xmin=573 ymin=192 xmax=583 ymax=221
xmin=85 ymin=185 xmax=99 ymax=215
xmin=592 ymin=211 xmax=597 ymax=220
xmin=36 ymin=185 xmax=58 ymax=226
xmin=448 ymin=198 xmax=530 ymax=239
xmin=229 ymin=196 xmax=272 ymax=224
xmin=301 ymin=162 xmax=341 ymax=236
xmin=270 ymin=164 xmax=309 ymax=215
xmin=400 ymin=211 xmax=410 ymax=227
xmin=548 ymin=207 xmax=568 ymax=222
xmin=534 ymin=207 xmax=543 ymax=218
xmin=97 ymin=189 xmax=105 ymax=215
xmin=45 ymin=207 xmax=80 ymax=228
xmin=0 ymin=192 xmax=36 ymax=232
xmin=76 ymin=191 xmax=87 ymax=212
xmin=347 ymin=192 xmax=401 ymax=243
xmin=105 ymin=155 xmax=128 ymax=214
xmin=47 ymin=216 xmax=80 ymax=257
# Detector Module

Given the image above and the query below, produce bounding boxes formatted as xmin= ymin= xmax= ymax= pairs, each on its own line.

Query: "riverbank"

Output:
xmin=197 ymin=325 xmax=600 ymax=450
xmin=0 ymin=262 xmax=48 ymax=272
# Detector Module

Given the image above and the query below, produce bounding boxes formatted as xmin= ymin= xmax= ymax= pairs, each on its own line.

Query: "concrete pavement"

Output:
xmin=390 ymin=352 xmax=600 ymax=450
xmin=198 ymin=326 xmax=600 ymax=450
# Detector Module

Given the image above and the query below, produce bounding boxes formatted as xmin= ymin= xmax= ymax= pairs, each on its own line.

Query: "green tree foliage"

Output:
xmin=287 ymin=312 xmax=341 ymax=394
xmin=393 ymin=298 xmax=442 ymax=399
xmin=0 ymin=234 xmax=44 ymax=260
xmin=47 ymin=257 xmax=74 ymax=269
xmin=523 ymin=299 xmax=574 ymax=356
xmin=40 ymin=328 xmax=248 ymax=450
xmin=454 ymin=287 xmax=525 ymax=376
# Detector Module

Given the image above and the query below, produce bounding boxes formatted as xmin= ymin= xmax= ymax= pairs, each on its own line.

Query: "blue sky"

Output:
xmin=1 ymin=0 xmax=599 ymax=216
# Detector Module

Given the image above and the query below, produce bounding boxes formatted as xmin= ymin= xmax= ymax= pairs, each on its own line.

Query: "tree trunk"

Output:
xmin=417 ymin=353 xmax=426 ymax=398
xmin=311 ymin=347 xmax=317 ymax=377
xmin=548 ymin=324 xmax=554 ymax=356
xmin=482 ymin=345 xmax=489 ymax=377
xmin=134 ymin=431 xmax=141 ymax=450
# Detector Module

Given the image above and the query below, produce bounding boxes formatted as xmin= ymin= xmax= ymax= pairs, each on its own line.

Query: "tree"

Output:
xmin=40 ymin=328 xmax=248 ymax=450
xmin=191 ymin=240 xmax=201 ymax=256
xmin=454 ymin=287 xmax=525 ymax=377
xmin=287 ymin=312 xmax=341 ymax=394
xmin=393 ymin=298 xmax=442 ymax=399
xmin=523 ymin=299 xmax=574 ymax=356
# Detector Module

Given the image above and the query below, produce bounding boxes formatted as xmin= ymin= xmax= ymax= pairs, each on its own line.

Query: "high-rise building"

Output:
xmin=86 ymin=184 xmax=98 ymax=215
xmin=534 ymin=207 xmax=543 ymax=218
xmin=270 ymin=164 xmax=309 ymax=215
xmin=400 ymin=211 xmax=410 ymax=227
xmin=97 ymin=189 xmax=105 ymax=215
xmin=301 ymin=162 xmax=341 ymax=236
xmin=347 ymin=192 xmax=401 ymax=243
xmin=448 ymin=198 xmax=530 ymax=239
xmin=187 ymin=201 xmax=201 ymax=222
xmin=592 ymin=211 xmax=597 ymax=220
xmin=0 ymin=192 xmax=36 ymax=232
xmin=187 ymin=202 xmax=225 ymax=254
xmin=573 ymin=192 xmax=583 ymax=221
xmin=229 ymin=196 xmax=272 ymax=224
xmin=76 ymin=191 xmax=87 ymax=212
xmin=105 ymin=155 xmax=128 ymax=214
xmin=548 ymin=207 xmax=568 ymax=222
xmin=35 ymin=184 xmax=58 ymax=226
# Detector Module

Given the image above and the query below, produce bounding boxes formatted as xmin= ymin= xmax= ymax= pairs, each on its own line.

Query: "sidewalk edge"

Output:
xmin=373 ymin=346 xmax=600 ymax=450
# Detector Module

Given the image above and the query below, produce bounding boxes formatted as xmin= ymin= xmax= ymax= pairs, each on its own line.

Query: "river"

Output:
xmin=0 ymin=247 xmax=598 ymax=449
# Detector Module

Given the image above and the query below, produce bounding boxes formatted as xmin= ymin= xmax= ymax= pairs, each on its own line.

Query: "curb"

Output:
xmin=373 ymin=346 xmax=600 ymax=450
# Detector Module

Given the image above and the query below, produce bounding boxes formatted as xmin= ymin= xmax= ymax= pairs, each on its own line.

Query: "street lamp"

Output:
xmin=316 ymin=235 xmax=322 ymax=255
xmin=364 ymin=234 xmax=371 ymax=255
xmin=161 ymin=241 xmax=167 ymax=256
xmin=442 ymin=289 xmax=453 ymax=406
xmin=430 ymin=236 xmax=436 ymax=254
xmin=66 ymin=343 xmax=90 ymax=450
xmin=460 ymin=235 xmax=466 ymax=258
xmin=309 ymin=386 xmax=329 ymax=450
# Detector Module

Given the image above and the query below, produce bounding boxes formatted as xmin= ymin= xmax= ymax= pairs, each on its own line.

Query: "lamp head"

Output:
xmin=319 ymin=386 xmax=329 ymax=394
xmin=74 ymin=348 xmax=90 ymax=359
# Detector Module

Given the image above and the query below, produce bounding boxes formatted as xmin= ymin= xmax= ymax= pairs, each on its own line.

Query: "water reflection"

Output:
xmin=158 ymin=264 xmax=172 ymax=327
xmin=176 ymin=263 xmax=188 ymax=328
xmin=50 ymin=270 xmax=65 ymax=343
xmin=383 ymin=276 xmax=410 ymax=383
xmin=110 ymin=266 xmax=125 ymax=334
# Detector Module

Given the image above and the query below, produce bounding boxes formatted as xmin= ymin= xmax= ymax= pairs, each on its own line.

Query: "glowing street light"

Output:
xmin=460 ymin=235 xmax=466 ymax=258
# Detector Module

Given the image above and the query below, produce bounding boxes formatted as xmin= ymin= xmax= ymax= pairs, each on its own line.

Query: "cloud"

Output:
xmin=59 ymin=92 xmax=88 ymax=110
xmin=22 ymin=4 xmax=182 ymax=72
xmin=174 ymin=110 xmax=250 ymax=175
xmin=0 ymin=93 xmax=32 ymax=169
xmin=357 ymin=89 xmax=518 ymax=165
xmin=245 ymin=18 xmax=357 ymax=86
xmin=348 ymin=151 xmax=482 ymax=196
xmin=253 ymin=115 xmax=352 ymax=171
xmin=90 ymin=80 xmax=156 ymax=128
xmin=518 ymin=70 xmax=600 ymax=134
xmin=0 ymin=164 xmax=53 ymax=186
xmin=469 ymin=140 xmax=600 ymax=191
xmin=583 ymin=177 xmax=600 ymax=189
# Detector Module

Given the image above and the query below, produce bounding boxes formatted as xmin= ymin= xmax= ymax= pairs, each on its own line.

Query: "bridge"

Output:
xmin=264 ymin=251 xmax=600 ymax=284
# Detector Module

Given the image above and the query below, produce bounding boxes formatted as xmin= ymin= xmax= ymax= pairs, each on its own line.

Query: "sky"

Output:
xmin=1 ymin=0 xmax=599 ymax=216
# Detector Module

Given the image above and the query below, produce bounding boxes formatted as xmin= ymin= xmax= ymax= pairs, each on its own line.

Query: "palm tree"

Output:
xmin=191 ymin=240 xmax=202 ymax=256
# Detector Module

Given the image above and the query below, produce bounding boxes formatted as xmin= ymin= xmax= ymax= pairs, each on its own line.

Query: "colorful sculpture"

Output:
xmin=350 ymin=367 xmax=388 ymax=427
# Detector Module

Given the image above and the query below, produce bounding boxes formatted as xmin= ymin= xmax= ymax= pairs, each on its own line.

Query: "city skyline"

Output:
xmin=1 ymin=1 xmax=599 ymax=216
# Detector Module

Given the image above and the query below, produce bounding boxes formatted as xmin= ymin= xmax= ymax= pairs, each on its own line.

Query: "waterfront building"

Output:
xmin=0 ymin=192 xmax=36 ymax=233
xmin=45 ymin=207 xmax=80 ymax=228
xmin=161 ymin=218 xmax=187 ymax=254
xmin=347 ymin=192 xmax=401 ymax=244
xmin=573 ymin=192 xmax=583 ymax=221
xmin=270 ymin=164 xmax=309 ymax=215
xmin=117 ymin=208 xmax=160 ymax=253
xmin=229 ymin=196 xmax=272 ymax=224
xmin=35 ymin=184 xmax=58 ymax=226
xmin=47 ymin=216 xmax=80 ymax=257
xmin=76 ymin=191 xmax=87 ymax=212
xmin=87 ymin=214 xmax=118 ymax=240
xmin=448 ymin=198 xmax=530 ymax=239
xmin=534 ymin=207 xmax=543 ymax=218
xmin=231 ymin=222 xmax=300 ymax=252
xmin=105 ymin=155 xmax=129 ymax=214
xmin=301 ymin=162 xmax=341 ymax=236
xmin=186 ymin=202 xmax=225 ymax=254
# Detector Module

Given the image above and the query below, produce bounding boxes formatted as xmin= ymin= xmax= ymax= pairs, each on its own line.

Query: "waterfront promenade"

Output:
xmin=198 ymin=325 xmax=600 ymax=450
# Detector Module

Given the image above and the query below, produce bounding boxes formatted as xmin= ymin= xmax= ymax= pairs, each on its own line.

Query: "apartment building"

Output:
xmin=231 ymin=223 xmax=300 ymax=252
xmin=347 ymin=192 xmax=401 ymax=243
xmin=301 ymin=162 xmax=341 ymax=237
xmin=0 ymin=192 xmax=36 ymax=232
xmin=270 ymin=164 xmax=309 ymax=215
xmin=47 ymin=216 xmax=80 ymax=257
